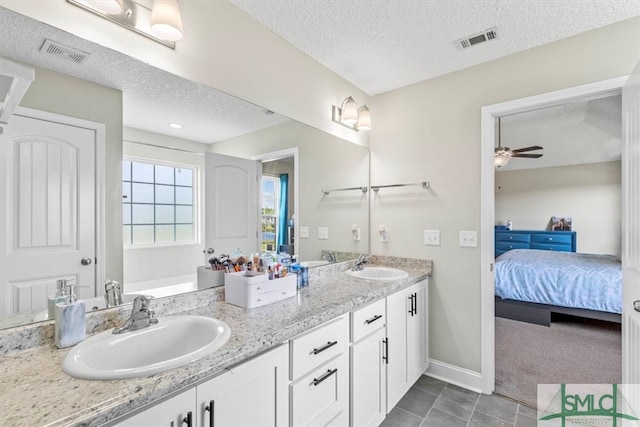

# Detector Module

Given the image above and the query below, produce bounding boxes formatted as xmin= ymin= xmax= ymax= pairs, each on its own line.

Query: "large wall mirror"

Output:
xmin=0 ymin=6 xmax=369 ymax=330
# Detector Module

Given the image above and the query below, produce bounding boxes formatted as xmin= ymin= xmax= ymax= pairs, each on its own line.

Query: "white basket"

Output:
xmin=224 ymin=272 xmax=297 ymax=308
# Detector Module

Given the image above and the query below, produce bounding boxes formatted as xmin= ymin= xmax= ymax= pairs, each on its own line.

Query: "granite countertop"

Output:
xmin=0 ymin=258 xmax=431 ymax=427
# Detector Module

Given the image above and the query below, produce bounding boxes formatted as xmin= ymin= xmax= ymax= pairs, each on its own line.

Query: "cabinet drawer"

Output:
xmin=351 ymin=298 xmax=385 ymax=343
xmin=290 ymin=353 xmax=348 ymax=427
xmin=531 ymin=233 xmax=572 ymax=245
xmin=290 ymin=314 xmax=348 ymax=380
xmin=496 ymin=232 xmax=530 ymax=243
xmin=495 ymin=241 xmax=529 ymax=251
xmin=531 ymin=243 xmax=572 ymax=252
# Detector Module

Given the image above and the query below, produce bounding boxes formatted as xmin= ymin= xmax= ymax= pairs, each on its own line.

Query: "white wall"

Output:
xmin=495 ymin=161 xmax=621 ymax=256
xmin=122 ymin=128 xmax=208 ymax=286
xmin=20 ymin=66 xmax=123 ymax=283
xmin=370 ymin=17 xmax=640 ymax=373
xmin=210 ymin=121 xmax=370 ymax=261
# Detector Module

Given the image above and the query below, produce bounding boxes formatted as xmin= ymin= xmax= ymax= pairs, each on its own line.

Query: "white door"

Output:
xmin=0 ymin=114 xmax=96 ymax=315
xmin=204 ymin=152 xmax=259 ymax=255
xmin=622 ymin=61 xmax=640 ymax=408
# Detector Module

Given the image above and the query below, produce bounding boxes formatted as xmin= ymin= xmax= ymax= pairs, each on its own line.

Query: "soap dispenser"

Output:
xmin=54 ymin=283 xmax=86 ymax=349
xmin=47 ymin=279 xmax=67 ymax=320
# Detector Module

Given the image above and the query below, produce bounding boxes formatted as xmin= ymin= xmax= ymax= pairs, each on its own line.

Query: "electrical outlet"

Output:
xmin=424 ymin=230 xmax=440 ymax=246
xmin=299 ymin=226 xmax=309 ymax=238
xmin=379 ymin=224 xmax=389 ymax=243
xmin=318 ymin=226 xmax=329 ymax=240
xmin=352 ymin=224 xmax=361 ymax=241
xmin=459 ymin=230 xmax=478 ymax=248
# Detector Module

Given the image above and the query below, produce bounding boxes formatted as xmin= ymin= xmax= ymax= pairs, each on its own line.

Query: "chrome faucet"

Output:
xmin=104 ymin=280 xmax=123 ymax=307
xmin=353 ymin=254 xmax=369 ymax=271
xmin=323 ymin=251 xmax=337 ymax=264
xmin=112 ymin=295 xmax=158 ymax=334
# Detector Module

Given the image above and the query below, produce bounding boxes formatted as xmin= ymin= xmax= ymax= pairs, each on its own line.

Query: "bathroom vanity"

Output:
xmin=0 ymin=257 xmax=431 ymax=427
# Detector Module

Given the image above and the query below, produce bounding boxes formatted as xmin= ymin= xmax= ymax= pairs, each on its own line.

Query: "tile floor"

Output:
xmin=380 ymin=375 xmax=537 ymax=427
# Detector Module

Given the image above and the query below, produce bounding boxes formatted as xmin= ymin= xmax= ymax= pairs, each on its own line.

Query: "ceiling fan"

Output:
xmin=494 ymin=117 xmax=543 ymax=168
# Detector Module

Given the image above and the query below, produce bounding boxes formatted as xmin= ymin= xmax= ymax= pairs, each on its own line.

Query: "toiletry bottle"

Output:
xmin=47 ymin=279 xmax=67 ymax=320
xmin=54 ymin=283 xmax=86 ymax=349
xmin=300 ymin=262 xmax=309 ymax=287
xmin=506 ymin=219 xmax=513 ymax=231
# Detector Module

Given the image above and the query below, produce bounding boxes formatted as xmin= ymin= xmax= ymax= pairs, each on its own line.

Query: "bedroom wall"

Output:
xmin=495 ymin=161 xmax=621 ymax=256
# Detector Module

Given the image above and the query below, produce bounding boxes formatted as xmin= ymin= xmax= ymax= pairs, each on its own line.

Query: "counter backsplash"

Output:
xmin=0 ymin=254 xmax=432 ymax=356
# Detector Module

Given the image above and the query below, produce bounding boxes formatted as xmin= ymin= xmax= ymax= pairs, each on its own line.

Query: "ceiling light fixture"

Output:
xmin=67 ymin=0 xmax=184 ymax=48
xmin=331 ymin=97 xmax=371 ymax=131
xmin=169 ymin=122 xmax=183 ymax=129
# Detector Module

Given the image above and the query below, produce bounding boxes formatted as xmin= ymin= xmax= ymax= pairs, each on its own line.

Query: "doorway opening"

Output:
xmin=479 ymin=77 xmax=628 ymax=395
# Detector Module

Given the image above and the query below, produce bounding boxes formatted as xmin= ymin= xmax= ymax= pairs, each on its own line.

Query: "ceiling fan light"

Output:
xmin=494 ymin=153 xmax=510 ymax=168
xmin=151 ymin=0 xmax=184 ymax=42
xmin=340 ymin=96 xmax=358 ymax=126
xmin=87 ymin=0 xmax=123 ymax=14
xmin=356 ymin=105 xmax=371 ymax=131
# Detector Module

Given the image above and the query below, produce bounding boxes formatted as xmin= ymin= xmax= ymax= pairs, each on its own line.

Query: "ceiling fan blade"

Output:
xmin=512 ymin=153 xmax=543 ymax=158
xmin=511 ymin=145 xmax=543 ymax=153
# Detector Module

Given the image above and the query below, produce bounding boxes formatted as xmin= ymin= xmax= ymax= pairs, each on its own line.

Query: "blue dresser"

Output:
xmin=495 ymin=229 xmax=576 ymax=258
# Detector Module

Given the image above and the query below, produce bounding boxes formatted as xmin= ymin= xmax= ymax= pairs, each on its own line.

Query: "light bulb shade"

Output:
xmin=87 ymin=0 xmax=123 ymax=14
xmin=356 ymin=105 xmax=371 ymax=131
xmin=340 ymin=96 xmax=358 ymax=126
xmin=494 ymin=153 xmax=510 ymax=168
xmin=151 ymin=0 xmax=184 ymax=42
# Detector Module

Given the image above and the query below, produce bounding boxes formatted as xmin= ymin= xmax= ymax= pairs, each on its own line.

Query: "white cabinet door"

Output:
xmin=350 ymin=326 xmax=386 ymax=427
xmin=196 ymin=343 xmax=289 ymax=427
xmin=406 ymin=280 xmax=429 ymax=385
xmin=385 ymin=280 xmax=429 ymax=412
xmin=113 ymin=387 xmax=196 ymax=427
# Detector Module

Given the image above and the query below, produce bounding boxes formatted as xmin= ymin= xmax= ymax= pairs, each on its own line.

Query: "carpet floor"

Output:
xmin=495 ymin=315 xmax=621 ymax=408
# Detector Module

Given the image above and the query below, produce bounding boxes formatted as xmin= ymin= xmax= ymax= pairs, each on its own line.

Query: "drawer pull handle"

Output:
xmin=183 ymin=411 xmax=193 ymax=427
xmin=365 ymin=314 xmax=383 ymax=324
xmin=312 ymin=368 xmax=338 ymax=386
xmin=313 ymin=340 xmax=338 ymax=355
xmin=383 ymin=337 xmax=389 ymax=364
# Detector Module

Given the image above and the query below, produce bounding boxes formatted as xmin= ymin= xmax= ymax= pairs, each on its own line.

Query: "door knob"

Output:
xmin=81 ymin=257 xmax=93 ymax=266
xmin=634 ymin=300 xmax=640 ymax=312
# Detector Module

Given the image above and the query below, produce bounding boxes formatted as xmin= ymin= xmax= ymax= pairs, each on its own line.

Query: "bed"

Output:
xmin=494 ymin=249 xmax=622 ymax=326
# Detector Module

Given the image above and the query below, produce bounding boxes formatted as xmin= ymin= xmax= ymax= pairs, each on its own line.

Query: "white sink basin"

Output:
xmin=63 ymin=315 xmax=231 ymax=380
xmin=345 ymin=267 xmax=408 ymax=281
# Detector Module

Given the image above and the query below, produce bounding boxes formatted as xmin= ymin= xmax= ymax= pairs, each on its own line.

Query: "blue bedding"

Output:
xmin=495 ymin=249 xmax=622 ymax=314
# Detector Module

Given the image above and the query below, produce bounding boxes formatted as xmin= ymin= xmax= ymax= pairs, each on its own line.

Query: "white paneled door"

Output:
xmin=205 ymin=152 xmax=259 ymax=255
xmin=623 ymin=60 xmax=640 ymax=414
xmin=1 ymin=113 xmax=96 ymax=315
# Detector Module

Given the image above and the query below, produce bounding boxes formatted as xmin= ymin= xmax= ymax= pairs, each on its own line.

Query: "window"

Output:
xmin=261 ymin=175 xmax=279 ymax=252
xmin=123 ymin=159 xmax=196 ymax=245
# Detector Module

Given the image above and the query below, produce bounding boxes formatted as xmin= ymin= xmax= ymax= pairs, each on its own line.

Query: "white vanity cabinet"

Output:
xmin=113 ymin=387 xmax=197 ymax=427
xmin=350 ymin=298 xmax=387 ymax=427
xmin=289 ymin=314 xmax=349 ymax=426
xmin=385 ymin=280 xmax=429 ymax=412
xmin=112 ymin=344 xmax=288 ymax=427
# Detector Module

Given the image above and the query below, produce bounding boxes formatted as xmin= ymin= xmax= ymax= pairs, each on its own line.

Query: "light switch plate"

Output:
xmin=379 ymin=224 xmax=389 ymax=243
xmin=424 ymin=230 xmax=440 ymax=246
xmin=318 ymin=226 xmax=329 ymax=240
xmin=352 ymin=224 xmax=361 ymax=241
xmin=299 ymin=226 xmax=309 ymax=239
xmin=459 ymin=230 xmax=478 ymax=248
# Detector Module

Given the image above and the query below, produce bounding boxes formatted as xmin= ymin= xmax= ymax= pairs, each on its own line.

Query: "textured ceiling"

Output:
xmin=230 ymin=0 xmax=640 ymax=95
xmin=498 ymin=94 xmax=622 ymax=171
xmin=0 ymin=7 xmax=289 ymax=145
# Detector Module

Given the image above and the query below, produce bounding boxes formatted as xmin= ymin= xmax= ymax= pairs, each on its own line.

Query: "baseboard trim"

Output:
xmin=426 ymin=359 xmax=483 ymax=394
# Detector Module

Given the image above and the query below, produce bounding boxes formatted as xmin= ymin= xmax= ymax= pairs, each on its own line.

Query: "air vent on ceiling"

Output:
xmin=456 ymin=27 xmax=499 ymax=50
xmin=40 ymin=39 xmax=90 ymax=64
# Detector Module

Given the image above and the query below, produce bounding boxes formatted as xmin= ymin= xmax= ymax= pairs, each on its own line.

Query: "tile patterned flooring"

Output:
xmin=380 ymin=376 xmax=537 ymax=427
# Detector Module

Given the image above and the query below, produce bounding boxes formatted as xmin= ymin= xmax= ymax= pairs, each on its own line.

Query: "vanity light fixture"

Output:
xmin=67 ymin=0 xmax=184 ymax=48
xmin=332 ymin=96 xmax=372 ymax=131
